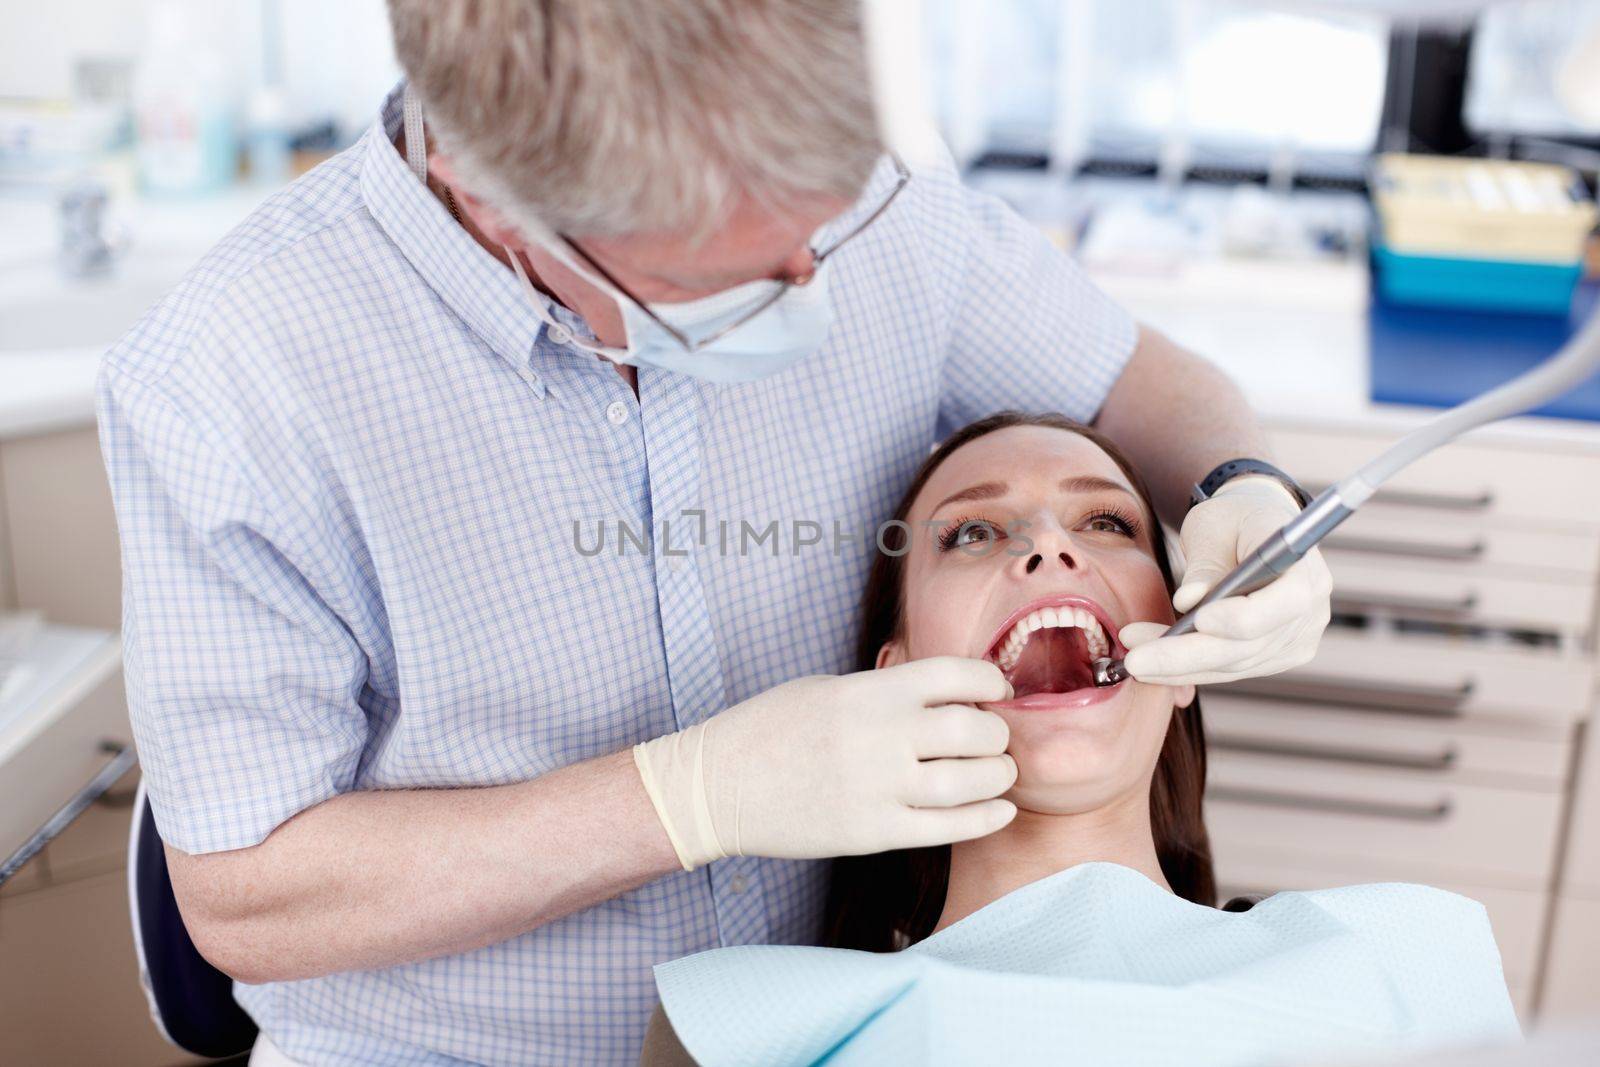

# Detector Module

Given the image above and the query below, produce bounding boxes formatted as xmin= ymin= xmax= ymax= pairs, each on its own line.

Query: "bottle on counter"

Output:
xmin=131 ymin=0 xmax=239 ymax=196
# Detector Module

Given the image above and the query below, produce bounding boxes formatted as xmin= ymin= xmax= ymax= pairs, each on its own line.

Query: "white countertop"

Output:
xmin=1 ymin=347 xmax=106 ymax=439
xmin=1093 ymin=259 xmax=1600 ymax=454
xmin=4 ymin=185 xmax=1599 ymax=452
xmin=0 ymin=184 xmax=270 ymax=439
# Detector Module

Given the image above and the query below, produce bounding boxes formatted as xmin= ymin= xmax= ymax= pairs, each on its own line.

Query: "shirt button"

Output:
xmin=730 ymin=874 xmax=748 ymax=893
xmin=606 ymin=400 xmax=630 ymax=425
xmin=546 ymin=324 xmax=571 ymax=345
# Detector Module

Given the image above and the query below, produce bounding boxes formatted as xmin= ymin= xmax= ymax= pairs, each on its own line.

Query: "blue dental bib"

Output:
xmin=654 ymin=862 xmax=1519 ymax=1067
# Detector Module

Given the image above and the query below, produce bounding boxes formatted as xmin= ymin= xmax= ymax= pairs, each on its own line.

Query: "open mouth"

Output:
xmin=982 ymin=596 xmax=1123 ymax=699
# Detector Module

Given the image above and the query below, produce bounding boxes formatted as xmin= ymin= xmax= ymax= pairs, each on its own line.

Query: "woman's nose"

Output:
xmin=1022 ymin=548 xmax=1077 ymax=575
xmin=1013 ymin=523 xmax=1078 ymax=576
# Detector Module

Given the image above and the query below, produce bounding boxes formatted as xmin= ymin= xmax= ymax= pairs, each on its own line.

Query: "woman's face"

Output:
xmin=880 ymin=426 xmax=1194 ymax=815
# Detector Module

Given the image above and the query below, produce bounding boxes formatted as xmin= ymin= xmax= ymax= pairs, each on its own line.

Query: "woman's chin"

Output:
xmin=1004 ymin=742 xmax=1130 ymax=814
xmin=998 ymin=698 xmax=1153 ymax=813
xmin=1005 ymin=779 xmax=1124 ymax=816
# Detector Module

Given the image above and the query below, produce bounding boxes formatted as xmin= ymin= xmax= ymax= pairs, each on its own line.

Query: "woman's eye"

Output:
xmin=939 ymin=518 xmax=1002 ymax=552
xmin=1083 ymin=511 xmax=1137 ymax=537
xmin=955 ymin=521 xmax=993 ymax=546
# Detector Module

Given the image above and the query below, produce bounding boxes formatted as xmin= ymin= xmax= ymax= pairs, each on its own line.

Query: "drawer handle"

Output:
xmin=1306 ymin=483 xmax=1494 ymax=512
xmin=1218 ymin=673 xmax=1474 ymax=716
xmin=1332 ymin=590 xmax=1478 ymax=617
xmin=1323 ymin=534 xmax=1486 ymax=562
xmin=1211 ymin=733 xmax=1459 ymax=771
xmin=1366 ymin=487 xmax=1493 ymax=512
xmin=1209 ymin=784 xmax=1454 ymax=822
xmin=0 ymin=740 xmax=138 ymax=888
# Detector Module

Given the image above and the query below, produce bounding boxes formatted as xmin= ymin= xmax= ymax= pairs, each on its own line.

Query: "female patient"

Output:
xmin=825 ymin=410 xmax=1210 ymax=950
xmin=641 ymin=412 xmax=1518 ymax=1067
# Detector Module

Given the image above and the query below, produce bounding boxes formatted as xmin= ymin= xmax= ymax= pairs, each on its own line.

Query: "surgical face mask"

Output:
xmin=398 ymin=84 xmax=834 ymax=384
xmin=504 ymin=236 xmax=835 ymax=385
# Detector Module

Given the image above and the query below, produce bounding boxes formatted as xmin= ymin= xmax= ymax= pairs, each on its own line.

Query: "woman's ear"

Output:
xmin=875 ymin=640 xmax=905 ymax=670
xmin=1172 ymin=683 xmax=1196 ymax=709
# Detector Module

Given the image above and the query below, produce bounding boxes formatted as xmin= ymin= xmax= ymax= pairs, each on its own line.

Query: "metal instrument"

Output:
xmin=1092 ymin=305 xmax=1600 ymax=686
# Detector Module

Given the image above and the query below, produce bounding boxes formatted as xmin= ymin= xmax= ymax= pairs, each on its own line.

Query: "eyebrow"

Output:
xmin=928 ymin=475 xmax=1135 ymax=516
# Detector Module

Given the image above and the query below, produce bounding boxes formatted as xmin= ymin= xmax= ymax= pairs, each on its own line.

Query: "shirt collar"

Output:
xmin=361 ymin=84 xmax=565 ymax=375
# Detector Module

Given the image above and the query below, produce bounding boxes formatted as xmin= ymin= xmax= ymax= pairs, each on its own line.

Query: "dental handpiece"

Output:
xmin=1091 ymin=303 xmax=1600 ymax=689
xmin=1090 ymin=489 xmax=1353 ymax=686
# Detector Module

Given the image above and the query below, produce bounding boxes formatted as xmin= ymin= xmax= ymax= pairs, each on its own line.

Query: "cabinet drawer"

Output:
xmin=1322 ymin=508 xmax=1599 ymax=580
xmin=1325 ymin=556 xmax=1595 ymax=633
xmin=36 ymin=766 xmax=139 ymax=885
xmin=1555 ymin=713 xmax=1600 ymax=896
xmin=0 ymin=640 xmax=127 ymax=864
xmin=1266 ymin=422 xmax=1600 ymax=532
xmin=1215 ymin=629 xmax=1592 ymax=728
xmin=1213 ymin=854 xmax=1549 ymax=989
xmin=0 ymin=869 xmax=199 ymax=1066
xmin=1541 ymin=894 xmax=1600 ymax=1021
xmin=1204 ymin=697 xmax=1571 ymax=788
xmin=1206 ymin=753 xmax=1564 ymax=888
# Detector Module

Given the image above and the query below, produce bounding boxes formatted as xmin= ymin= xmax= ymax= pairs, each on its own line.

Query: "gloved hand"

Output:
xmin=632 ymin=657 xmax=1019 ymax=870
xmin=1119 ymin=476 xmax=1333 ymax=686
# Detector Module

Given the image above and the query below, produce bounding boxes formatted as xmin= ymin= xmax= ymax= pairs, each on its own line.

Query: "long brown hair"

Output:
xmin=822 ymin=412 xmax=1214 ymax=951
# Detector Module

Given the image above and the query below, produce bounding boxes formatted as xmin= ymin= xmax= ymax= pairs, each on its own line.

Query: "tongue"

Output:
xmin=1006 ymin=627 xmax=1096 ymax=697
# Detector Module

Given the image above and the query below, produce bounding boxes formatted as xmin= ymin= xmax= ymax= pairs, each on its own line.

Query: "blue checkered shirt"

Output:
xmin=97 ymin=87 xmax=1135 ymax=1066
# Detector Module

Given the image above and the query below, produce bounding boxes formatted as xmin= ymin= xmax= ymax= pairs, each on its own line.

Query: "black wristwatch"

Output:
xmin=1190 ymin=458 xmax=1311 ymax=511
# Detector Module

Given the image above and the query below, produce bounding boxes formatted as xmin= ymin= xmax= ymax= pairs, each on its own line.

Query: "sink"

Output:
xmin=0 ymin=253 xmax=198 ymax=352
xmin=0 ymin=249 xmax=202 ymax=437
xmin=0 ymin=185 xmax=272 ymax=357
xmin=0 ymin=188 xmax=268 ymax=437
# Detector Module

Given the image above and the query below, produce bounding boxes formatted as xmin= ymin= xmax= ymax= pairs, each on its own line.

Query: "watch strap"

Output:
xmin=1191 ymin=458 xmax=1311 ymax=510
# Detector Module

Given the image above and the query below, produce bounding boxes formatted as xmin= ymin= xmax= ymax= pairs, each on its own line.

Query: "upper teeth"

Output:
xmin=992 ymin=605 xmax=1109 ymax=672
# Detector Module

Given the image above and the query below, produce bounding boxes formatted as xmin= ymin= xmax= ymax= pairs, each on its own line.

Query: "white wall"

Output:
xmin=0 ymin=0 xmax=153 ymax=99
xmin=0 ymin=0 xmax=399 ymax=140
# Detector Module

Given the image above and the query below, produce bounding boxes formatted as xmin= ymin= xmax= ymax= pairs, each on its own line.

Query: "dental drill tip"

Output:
xmin=1091 ymin=657 xmax=1129 ymax=687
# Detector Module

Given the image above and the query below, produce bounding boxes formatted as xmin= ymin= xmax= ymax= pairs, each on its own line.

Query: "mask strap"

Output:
xmin=404 ymin=84 xmax=631 ymax=361
xmin=401 ymin=85 xmax=429 ymax=185
xmin=511 ymin=213 xmax=632 ymax=309
xmin=505 ymin=246 xmax=633 ymax=364
xmin=500 ymin=214 xmax=640 ymax=355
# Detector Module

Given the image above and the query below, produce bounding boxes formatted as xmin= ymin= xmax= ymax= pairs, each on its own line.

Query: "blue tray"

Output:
xmin=1372 ymin=244 xmax=1583 ymax=316
xmin=1368 ymin=283 xmax=1600 ymax=422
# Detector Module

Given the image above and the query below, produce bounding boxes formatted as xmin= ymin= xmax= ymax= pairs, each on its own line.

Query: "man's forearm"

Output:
xmin=168 ymin=748 xmax=681 ymax=984
xmin=1094 ymin=325 xmax=1271 ymax=523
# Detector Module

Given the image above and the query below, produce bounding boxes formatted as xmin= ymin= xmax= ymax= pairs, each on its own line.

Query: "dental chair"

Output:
xmin=128 ymin=779 xmax=259 ymax=1058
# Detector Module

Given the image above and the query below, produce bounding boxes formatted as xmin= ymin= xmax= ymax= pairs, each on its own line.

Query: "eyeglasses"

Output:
xmin=559 ymin=153 xmax=912 ymax=353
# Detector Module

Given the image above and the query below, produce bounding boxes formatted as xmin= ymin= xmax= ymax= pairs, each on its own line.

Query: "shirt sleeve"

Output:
xmin=936 ymin=177 xmax=1139 ymax=437
xmin=98 ymin=365 xmax=369 ymax=855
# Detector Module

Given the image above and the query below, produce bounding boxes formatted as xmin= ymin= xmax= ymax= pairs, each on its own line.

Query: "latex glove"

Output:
xmin=632 ymin=657 xmax=1019 ymax=870
xmin=1119 ymin=476 xmax=1332 ymax=686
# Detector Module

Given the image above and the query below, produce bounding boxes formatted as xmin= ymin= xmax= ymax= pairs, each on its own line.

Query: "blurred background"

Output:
xmin=2 ymin=1 xmax=1599 ymax=1062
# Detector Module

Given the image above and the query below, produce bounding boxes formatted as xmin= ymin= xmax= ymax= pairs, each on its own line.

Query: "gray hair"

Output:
xmin=388 ymin=0 xmax=882 ymax=238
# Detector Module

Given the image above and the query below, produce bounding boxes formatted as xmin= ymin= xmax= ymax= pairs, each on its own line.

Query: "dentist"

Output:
xmin=97 ymin=2 xmax=1332 ymax=1064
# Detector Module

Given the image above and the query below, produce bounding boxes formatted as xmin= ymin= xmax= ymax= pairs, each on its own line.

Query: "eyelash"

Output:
xmin=936 ymin=507 xmax=1142 ymax=552
xmin=937 ymin=514 xmax=993 ymax=551
xmin=1086 ymin=507 xmax=1141 ymax=538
